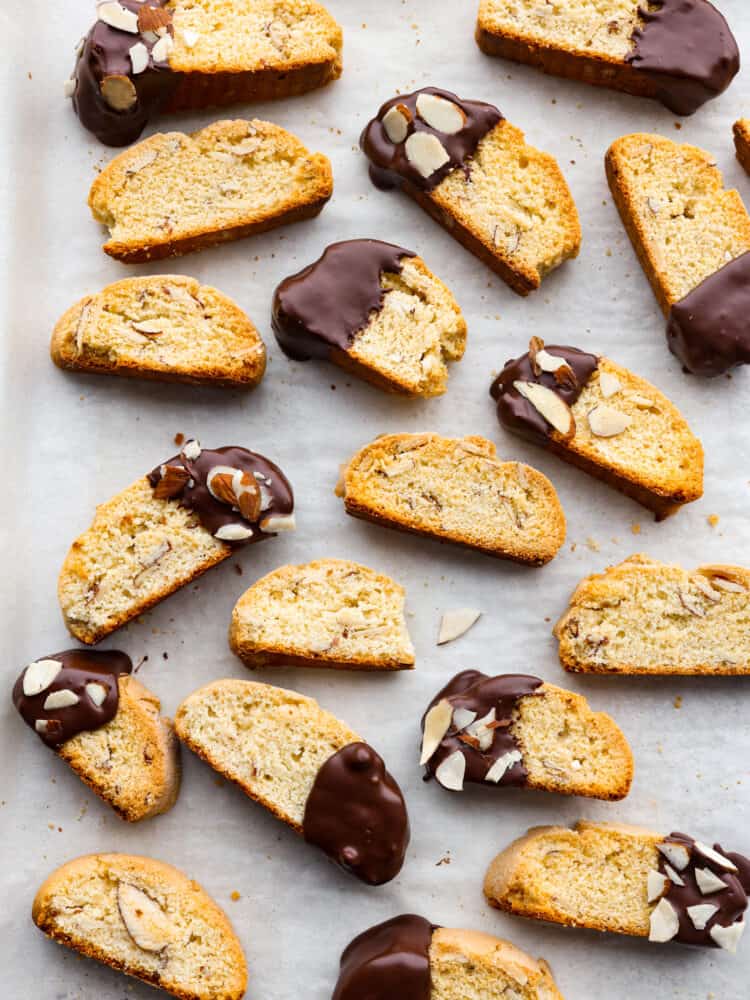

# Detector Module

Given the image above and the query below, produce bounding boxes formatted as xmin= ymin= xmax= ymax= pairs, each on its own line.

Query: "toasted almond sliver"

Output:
xmin=513 ymin=380 xmax=574 ymax=438
xmin=598 ymin=371 xmax=621 ymax=398
xmin=420 ymin=699 xmax=453 ymax=765
xmin=435 ymin=750 xmax=466 ymax=791
xmin=587 ymin=404 xmax=632 ymax=438
xmin=649 ymin=897 xmax=679 ymax=942
xmin=437 ymin=608 xmax=481 ymax=645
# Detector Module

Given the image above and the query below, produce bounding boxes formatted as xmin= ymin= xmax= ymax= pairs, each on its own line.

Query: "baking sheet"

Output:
xmin=2 ymin=2 xmax=750 ymax=997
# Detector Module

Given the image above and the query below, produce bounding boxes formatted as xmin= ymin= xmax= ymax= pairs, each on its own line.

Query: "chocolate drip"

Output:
xmin=423 ymin=670 xmax=543 ymax=787
xmin=13 ymin=650 xmax=132 ymax=748
xmin=666 ymin=252 xmax=750 ymax=376
xmin=360 ymin=87 xmax=502 ymax=192
xmin=272 ymin=240 xmax=416 ymax=361
xmin=71 ymin=0 xmax=178 ymax=146
xmin=333 ymin=914 xmax=434 ymax=1000
xmin=490 ymin=344 xmax=599 ymax=442
xmin=658 ymin=833 xmax=750 ymax=947
xmin=147 ymin=442 xmax=294 ymax=544
xmin=302 ymin=742 xmax=409 ymax=886
xmin=627 ymin=0 xmax=739 ymax=116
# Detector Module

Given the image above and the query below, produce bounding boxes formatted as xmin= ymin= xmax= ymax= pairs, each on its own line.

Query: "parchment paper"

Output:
xmin=1 ymin=2 xmax=749 ymax=998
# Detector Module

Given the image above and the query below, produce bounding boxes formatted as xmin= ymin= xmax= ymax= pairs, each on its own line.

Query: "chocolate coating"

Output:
xmin=272 ymin=240 xmax=416 ymax=361
xmin=71 ymin=0 xmax=177 ymax=146
xmin=423 ymin=670 xmax=543 ymax=787
xmin=332 ymin=914 xmax=434 ymax=1000
xmin=666 ymin=252 xmax=750 ymax=376
xmin=627 ymin=0 xmax=739 ymax=116
xmin=490 ymin=345 xmax=599 ymax=442
xmin=303 ymin=742 xmax=409 ymax=885
xmin=148 ymin=442 xmax=294 ymax=544
xmin=659 ymin=833 xmax=750 ymax=947
xmin=13 ymin=650 xmax=132 ymax=748
xmin=360 ymin=87 xmax=502 ymax=192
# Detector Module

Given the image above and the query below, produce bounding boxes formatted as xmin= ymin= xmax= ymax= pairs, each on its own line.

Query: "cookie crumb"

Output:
xmin=586 ymin=537 xmax=600 ymax=552
xmin=674 ymin=696 xmax=683 ymax=709
xmin=234 ymin=564 xmax=243 ymax=576
xmin=707 ymin=514 xmax=719 ymax=527
xmin=631 ymin=522 xmax=641 ymax=535
xmin=230 ymin=891 xmax=241 ymax=902
xmin=174 ymin=432 xmax=185 ymax=446
xmin=436 ymin=853 xmax=451 ymax=867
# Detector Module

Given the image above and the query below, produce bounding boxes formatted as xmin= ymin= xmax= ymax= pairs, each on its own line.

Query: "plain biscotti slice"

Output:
xmin=175 ymin=679 xmax=409 ymax=885
xmin=51 ymin=276 xmax=266 ymax=387
xmin=606 ymin=132 xmax=750 ymax=375
xmin=332 ymin=914 xmax=565 ymax=1000
xmin=13 ymin=649 xmax=179 ymax=821
xmin=490 ymin=338 xmax=704 ymax=518
xmin=484 ymin=821 xmax=750 ymax=952
xmin=89 ymin=119 xmax=333 ymax=263
xmin=733 ymin=119 xmax=750 ymax=175
xmin=272 ymin=240 xmax=466 ymax=396
xmin=229 ymin=559 xmax=415 ymax=671
xmin=338 ymin=433 xmax=566 ymax=566
xmin=69 ymin=0 xmax=342 ymax=146
xmin=420 ymin=670 xmax=633 ymax=800
xmin=360 ymin=88 xmax=580 ymax=295
xmin=33 ymin=853 xmax=247 ymax=999
xmin=476 ymin=0 xmax=739 ymax=116
xmin=59 ymin=441 xmax=295 ymax=644
xmin=555 ymin=555 xmax=750 ymax=675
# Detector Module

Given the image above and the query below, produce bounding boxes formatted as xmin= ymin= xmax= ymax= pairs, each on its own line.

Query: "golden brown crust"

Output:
xmin=33 ymin=853 xmax=247 ymax=1000
xmin=734 ymin=119 xmax=750 ymax=176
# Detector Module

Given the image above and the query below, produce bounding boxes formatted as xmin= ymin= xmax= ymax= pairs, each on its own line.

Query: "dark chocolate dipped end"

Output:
xmin=303 ymin=742 xmax=410 ymax=885
xmin=333 ymin=914 xmax=434 ymax=1000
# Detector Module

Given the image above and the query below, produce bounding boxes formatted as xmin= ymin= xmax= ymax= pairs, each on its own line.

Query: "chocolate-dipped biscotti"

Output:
xmin=58 ymin=439 xmax=295 ymax=644
xmin=332 ymin=915 xmax=565 ymax=1000
xmin=360 ymin=87 xmax=580 ymax=294
xmin=555 ymin=555 xmax=750 ymax=675
xmin=485 ymin=821 xmax=750 ymax=953
xmin=606 ymin=133 xmax=750 ymax=376
xmin=230 ymin=559 xmax=415 ymax=671
xmin=272 ymin=239 xmax=466 ymax=396
xmin=13 ymin=650 xmax=179 ymax=821
xmin=420 ymin=670 xmax=632 ymax=800
xmin=88 ymin=119 xmax=333 ymax=263
xmin=338 ymin=433 xmax=566 ymax=566
xmin=490 ymin=337 xmax=703 ymax=518
xmin=51 ymin=276 xmax=266 ymax=387
xmin=476 ymin=0 xmax=739 ymax=116
xmin=67 ymin=0 xmax=342 ymax=146
xmin=33 ymin=853 xmax=247 ymax=999
xmin=175 ymin=680 xmax=409 ymax=885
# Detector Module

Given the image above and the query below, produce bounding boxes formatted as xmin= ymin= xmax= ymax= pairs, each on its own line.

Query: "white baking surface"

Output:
xmin=2 ymin=2 xmax=750 ymax=998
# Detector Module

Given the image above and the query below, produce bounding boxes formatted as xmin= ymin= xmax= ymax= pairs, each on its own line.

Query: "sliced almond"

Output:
xmin=382 ymin=105 xmax=410 ymax=144
xmin=466 ymin=709 xmax=497 ymax=752
xmin=587 ymin=404 xmax=632 ymax=438
xmin=627 ymin=393 xmax=655 ymax=409
xmin=381 ymin=456 xmax=414 ymax=478
xmin=663 ymin=863 xmax=685 ymax=887
xmin=182 ymin=439 xmax=201 ymax=461
xmin=153 ymin=464 xmax=190 ymax=500
xmin=85 ymin=682 xmax=108 ymax=708
xmin=452 ymin=708 xmax=477 ymax=731
xmin=435 ymin=750 xmax=466 ymax=791
xmin=404 ymin=132 xmax=450 ymax=179
xmin=649 ymin=897 xmax=679 ymax=943
xmin=137 ymin=4 xmax=172 ymax=33
xmin=207 ymin=466 xmax=240 ymax=506
xmin=647 ymin=869 xmax=669 ymax=903
xmin=694 ymin=841 xmax=738 ymax=872
xmin=234 ymin=471 xmax=262 ymax=522
xmin=687 ymin=903 xmax=719 ymax=931
xmin=599 ymin=371 xmax=621 ymax=398
xmin=214 ymin=523 xmax=254 ymax=542
xmin=658 ymin=841 xmax=691 ymax=871
xmin=710 ymin=919 xmax=745 ymax=953
xmin=691 ymin=575 xmax=722 ymax=602
xmin=117 ymin=883 xmax=174 ymax=953
xmin=182 ymin=28 xmax=200 ymax=47
xmin=125 ymin=148 xmax=158 ymax=175
xmin=420 ymin=699 xmax=453 ymax=765
xmin=98 ymin=1 xmax=139 ymax=32
xmin=132 ymin=318 xmax=170 ymax=336
xmin=231 ymin=138 xmax=261 ymax=156
xmin=259 ymin=513 xmax=296 ymax=534
xmin=437 ymin=608 xmax=481 ymax=645
xmin=485 ymin=749 xmax=522 ymax=783
xmin=535 ymin=348 xmax=569 ymax=374
xmin=43 ymin=689 xmax=80 ymax=711
xmin=129 ymin=41 xmax=149 ymax=74
xmin=513 ymin=380 xmax=574 ymax=439
xmin=415 ymin=92 xmax=465 ymax=134
xmin=23 ymin=659 xmax=62 ymax=697
xmin=100 ymin=74 xmax=137 ymax=112
xmin=695 ymin=867 xmax=729 ymax=895
xmin=63 ymin=77 xmax=76 ymax=99
xmin=152 ymin=33 xmax=173 ymax=63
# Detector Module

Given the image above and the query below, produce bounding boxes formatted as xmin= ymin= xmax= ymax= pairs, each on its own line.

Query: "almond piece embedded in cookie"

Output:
xmin=513 ymin=380 xmax=575 ymax=438
xmin=117 ymin=883 xmax=175 ymax=952
xmin=100 ymin=75 xmax=138 ymax=112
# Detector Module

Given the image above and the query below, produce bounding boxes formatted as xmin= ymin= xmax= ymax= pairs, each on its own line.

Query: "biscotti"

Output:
xmin=606 ymin=132 xmax=750 ymax=375
xmin=51 ymin=276 xmax=266 ymax=387
xmin=13 ymin=650 xmax=179 ymax=821
xmin=175 ymin=679 xmax=409 ymax=885
xmin=68 ymin=0 xmax=342 ymax=146
xmin=484 ymin=821 xmax=750 ymax=953
xmin=420 ymin=670 xmax=632 ymax=800
xmin=360 ymin=87 xmax=580 ymax=295
xmin=89 ymin=119 xmax=333 ymax=262
xmin=229 ymin=559 xmax=415 ymax=671
xmin=733 ymin=119 xmax=750 ymax=175
xmin=33 ymin=853 xmax=247 ymax=999
xmin=272 ymin=240 xmax=466 ymax=396
xmin=490 ymin=337 xmax=703 ymax=518
xmin=476 ymin=0 xmax=739 ymax=116
xmin=333 ymin=915 xmax=564 ymax=1000
xmin=338 ymin=433 xmax=566 ymax=566
xmin=555 ymin=555 xmax=750 ymax=675
xmin=59 ymin=440 xmax=294 ymax=644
